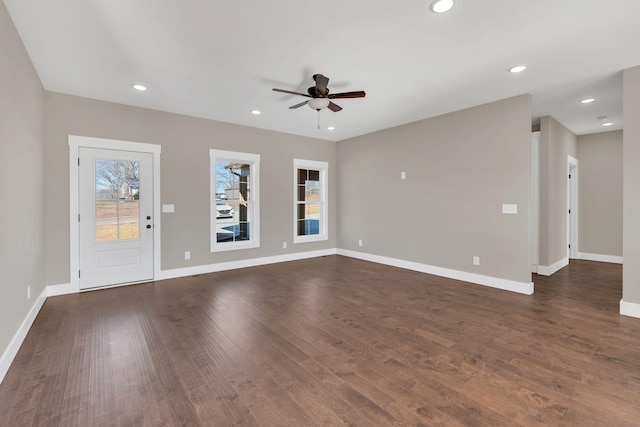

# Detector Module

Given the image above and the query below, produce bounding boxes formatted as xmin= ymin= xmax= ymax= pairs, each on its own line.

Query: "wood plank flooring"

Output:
xmin=1 ymin=256 xmax=639 ymax=426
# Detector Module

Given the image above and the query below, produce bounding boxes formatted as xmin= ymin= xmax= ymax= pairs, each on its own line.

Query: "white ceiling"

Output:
xmin=5 ymin=0 xmax=639 ymax=141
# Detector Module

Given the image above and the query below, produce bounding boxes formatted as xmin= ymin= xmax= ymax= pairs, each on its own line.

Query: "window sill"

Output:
xmin=211 ymin=241 xmax=260 ymax=252
xmin=293 ymin=234 xmax=328 ymax=244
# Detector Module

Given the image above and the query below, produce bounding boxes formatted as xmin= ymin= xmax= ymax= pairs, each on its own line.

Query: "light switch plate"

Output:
xmin=502 ymin=204 xmax=518 ymax=214
xmin=162 ymin=204 xmax=175 ymax=213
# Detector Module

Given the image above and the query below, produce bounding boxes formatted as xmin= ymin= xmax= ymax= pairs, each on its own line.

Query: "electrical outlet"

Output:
xmin=27 ymin=285 xmax=31 ymax=300
xmin=401 ymin=171 xmax=406 ymax=180
xmin=283 ymin=241 xmax=287 ymax=249
xmin=473 ymin=256 xmax=480 ymax=266
xmin=358 ymin=239 xmax=363 ymax=247
xmin=185 ymin=251 xmax=191 ymax=260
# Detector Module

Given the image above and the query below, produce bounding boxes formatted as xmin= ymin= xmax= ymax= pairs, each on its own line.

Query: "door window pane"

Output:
xmin=95 ymin=159 xmax=140 ymax=241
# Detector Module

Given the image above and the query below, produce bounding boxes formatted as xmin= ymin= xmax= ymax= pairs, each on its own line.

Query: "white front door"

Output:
xmin=79 ymin=147 xmax=154 ymax=289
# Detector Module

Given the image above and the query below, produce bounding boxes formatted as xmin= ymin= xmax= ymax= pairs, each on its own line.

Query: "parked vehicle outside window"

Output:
xmin=215 ymin=201 xmax=234 ymax=218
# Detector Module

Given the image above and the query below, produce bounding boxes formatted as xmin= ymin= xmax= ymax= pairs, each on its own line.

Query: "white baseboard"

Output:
xmin=577 ymin=252 xmax=623 ymax=264
xmin=337 ymin=249 xmax=534 ymax=295
xmin=620 ymin=299 xmax=640 ymax=318
xmin=537 ymin=257 xmax=569 ymax=276
xmin=0 ymin=288 xmax=47 ymax=386
xmin=47 ymin=282 xmax=76 ymax=297
xmin=156 ymin=248 xmax=338 ymax=281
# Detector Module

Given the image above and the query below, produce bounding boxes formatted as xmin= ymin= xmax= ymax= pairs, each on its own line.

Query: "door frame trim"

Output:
xmin=530 ymin=131 xmax=540 ymax=273
xmin=69 ymin=135 xmax=161 ymax=292
xmin=567 ymin=155 xmax=579 ymax=260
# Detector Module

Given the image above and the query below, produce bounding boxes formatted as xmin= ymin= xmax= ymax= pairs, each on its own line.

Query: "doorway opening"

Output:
xmin=567 ymin=155 xmax=579 ymax=260
xmin=530 ymin=132 xmax=540 ymax=273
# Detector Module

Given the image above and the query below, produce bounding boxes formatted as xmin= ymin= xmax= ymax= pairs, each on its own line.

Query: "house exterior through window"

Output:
xmin=210 ymin=149 xmax=260 ymax=252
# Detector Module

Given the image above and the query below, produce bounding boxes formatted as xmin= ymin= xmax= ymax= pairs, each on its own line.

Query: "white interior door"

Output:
xmin=79 ymin=147 xmax=154 ymax=289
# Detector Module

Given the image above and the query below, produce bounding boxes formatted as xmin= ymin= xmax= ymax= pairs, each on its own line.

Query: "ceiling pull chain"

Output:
xmin=317 ymin=109 xmax=321 ymax=130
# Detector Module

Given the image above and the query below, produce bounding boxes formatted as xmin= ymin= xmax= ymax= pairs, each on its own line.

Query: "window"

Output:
xmin=210 ymin=150 xmax=260 ymax=252
xmin=294 ymin=159 xmax=328 ymax=244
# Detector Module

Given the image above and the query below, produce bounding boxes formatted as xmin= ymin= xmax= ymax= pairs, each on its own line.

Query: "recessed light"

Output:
xmin=602 ymin=122 xmax=614 ymax=127
xmin=581 ymin=98 xmax=595 ymax=104
xmin=430 ymin=0 xmax=454 ymax=13
xmin=133 ymin=84 xmax=147 ymax=91
xmin=327 ymin=126 xmax=336 ymax=131
xmin=509 ymin=65 xmax=527 ymax=73
xmin=251 ymin=110 xmax=261 ymax=115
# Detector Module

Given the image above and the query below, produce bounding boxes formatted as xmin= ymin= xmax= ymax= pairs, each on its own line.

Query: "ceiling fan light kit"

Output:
xmin=308 ymin=98 xmax=330 ymax=110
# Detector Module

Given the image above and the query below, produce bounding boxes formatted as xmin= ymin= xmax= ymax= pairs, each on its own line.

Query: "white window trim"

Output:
xmin=210 ymin=149 xmax=260 ymax=252
xmin=293 ymin=159 xmax=328 ymax=244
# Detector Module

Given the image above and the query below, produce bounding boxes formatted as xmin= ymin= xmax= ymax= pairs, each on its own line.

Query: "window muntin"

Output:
xmin=294 ymin=159 xmax=328 ymax=243
xmin=210 ymin=150 xmax=260 ymax=251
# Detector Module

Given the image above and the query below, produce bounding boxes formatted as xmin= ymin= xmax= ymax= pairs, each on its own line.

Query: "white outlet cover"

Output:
xmin=473 ymin=256 xmax=480 ymax=265
xmin=185 ymin=251 xmax=191 ymax=260
xmin=401 ymin=171 xmax=406 ymax=180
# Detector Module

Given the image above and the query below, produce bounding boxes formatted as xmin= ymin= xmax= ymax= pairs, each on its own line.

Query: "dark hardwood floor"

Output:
xmin=1 ymin=256 xmax=638 ymax=426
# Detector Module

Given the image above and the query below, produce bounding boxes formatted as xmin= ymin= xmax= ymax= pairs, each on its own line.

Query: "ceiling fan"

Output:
xmin=272 ymin=74 xmax=366 ymax=112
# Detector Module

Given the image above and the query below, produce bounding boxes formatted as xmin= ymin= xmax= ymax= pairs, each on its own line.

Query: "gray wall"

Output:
xmin=624 ymin=66 xmax=640 ymax=304
xmin=539 ymin=116 xmax=577 ymax=267
xmin=337 ymin=95 xmax=532 ymax=285
xmin=0 ymin=2 xmax=45 ymax=361
xmin=44 ymin=93 xmax=336 ymax=286
xmin=577 ymin=130 xmax=623 ymax=257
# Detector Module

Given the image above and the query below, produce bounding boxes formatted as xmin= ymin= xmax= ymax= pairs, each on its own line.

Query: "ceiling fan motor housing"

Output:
xmin=308 ymin=86 xmax=329 ymax=98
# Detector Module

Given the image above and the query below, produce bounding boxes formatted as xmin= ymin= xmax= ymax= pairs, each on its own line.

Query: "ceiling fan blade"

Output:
xmin=314 ymin=74 xmax=329 ymax=93
xmin=328 ymin=91 xmax=366 ymax=99
xmin=328 ymin=102 xmax=342 ymax=112
xmin=272 ymin=88 xmax=311 ymax=97
xmin=289 ymin=100 xmax=309 ymax=109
